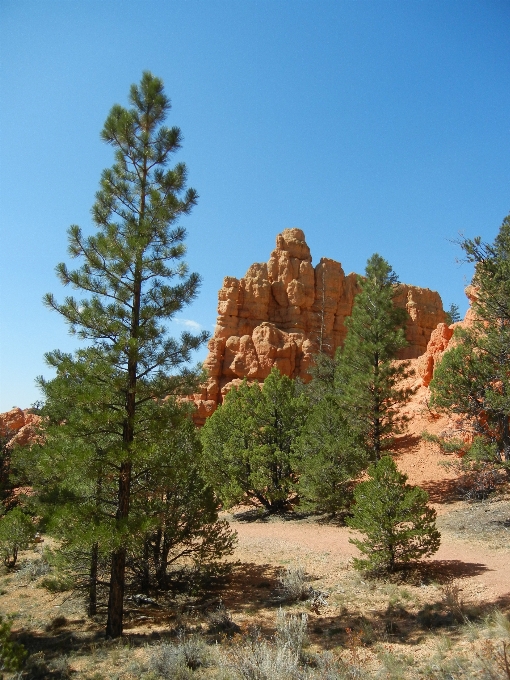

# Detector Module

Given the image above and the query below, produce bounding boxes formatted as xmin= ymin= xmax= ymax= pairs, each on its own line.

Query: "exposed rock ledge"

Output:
xmin=193 ymin=228 xmax=447 ymax=424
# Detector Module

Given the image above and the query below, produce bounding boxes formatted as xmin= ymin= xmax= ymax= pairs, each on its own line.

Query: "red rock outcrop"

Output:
xmin=415 ymin=323 xmax=454 ymax=387
xmin=414 ymin=285 xmax=478 ymax=387
xmin=193 ymin=229 xmax=446 ymax=423
xmin=0 ymin=407 xmax=41 ymax=449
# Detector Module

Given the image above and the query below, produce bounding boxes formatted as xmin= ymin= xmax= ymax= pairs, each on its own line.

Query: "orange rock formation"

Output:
xmin=0 ymin=407 xmax=41 ymax=449
xmin=193 ymin=228 xmax=447 ymax=423
xmin=415 ymin=323 xmax=454 ymax=387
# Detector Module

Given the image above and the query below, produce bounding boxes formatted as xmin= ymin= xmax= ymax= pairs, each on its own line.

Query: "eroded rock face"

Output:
xmin=415 ymin=285 xmax=478 ymax=387
xmin=415 ymin=323 xmax=454 ymax=387
xmin=193 ymin=228 xmax=447 ymax=423
xmin=0 ymin=407 xmax=41 ymax=449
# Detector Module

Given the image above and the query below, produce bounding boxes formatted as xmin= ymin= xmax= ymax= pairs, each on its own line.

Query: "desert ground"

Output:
xmin=1 ymin=395 xmax=509 ymax=679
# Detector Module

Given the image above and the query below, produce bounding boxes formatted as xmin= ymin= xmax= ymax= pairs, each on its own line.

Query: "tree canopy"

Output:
xmin=38 ymin=72 xmax=210 ymax=637
xmin=201 ymin=369 xmax=308 ymax=513
xmin=430 ymin=213 xmax=510 ymax=473
xmin=334 ymin=254 xmax=414 ymax=461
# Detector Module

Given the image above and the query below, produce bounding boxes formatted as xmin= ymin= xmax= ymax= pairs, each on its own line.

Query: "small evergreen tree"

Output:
xmin=335 ymin=254 xmax=415 ymax=461
xmin=293 ymin=394 xmax=368 ymax=513
xmin=17 ymin=348 xmax=234 ymax=614
xmin=347 ymin=457 xmax=440 ymax=573
xmin=444 ymin=303 xmax=461 ymax=325
xmin=40 ymin=72 xmax=208 ymax=637
xmin=0 ymin=508 xmax=34 ymax=568
xmin=0 ymin=616 xmax=27 ymax=673
xmin=430 ymin=213 xmax=510 ymax=471
xmin=201 ymin=369 xmax=308 ymax=512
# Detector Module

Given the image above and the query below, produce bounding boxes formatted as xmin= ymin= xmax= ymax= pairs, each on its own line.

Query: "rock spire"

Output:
xmin=193 ymin=228 xmax=446 ymax=423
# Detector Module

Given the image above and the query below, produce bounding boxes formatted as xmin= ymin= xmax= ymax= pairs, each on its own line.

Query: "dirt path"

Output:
xmin=229 ymin=518 xmax=510 ymax=602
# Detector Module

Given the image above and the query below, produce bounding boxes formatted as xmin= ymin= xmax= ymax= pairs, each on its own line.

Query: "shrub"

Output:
xmin=16 ymin=557 xmax=51 ymax=582
xmin=275 ymin=609 xmax=308 ymax=654
xmin=148 ymin=642 xmax=193 ymax=680
xmin=0 ymin=508 xmax=34 ymax=568
xmin=226 ymin=639 xmax=300 ymax=680
xmin=0 ymin=615 xmax=27 ymax=673
xmin=441 ymin=580 xmax=464 ymax=623
xmin=346 ymin=456 xmax=440 ymax=573
xmin=177 ymin=633 xmax=210 ymax=671
xmin=276 ymin=566 xmax=309 ymax=603
xmin=201 ymin=369 xmax=308 ymax=512
xmin=208 ymin=602 xmax=240 ymax=637
xmin=40 ymin=574 xmax=74 ymax=592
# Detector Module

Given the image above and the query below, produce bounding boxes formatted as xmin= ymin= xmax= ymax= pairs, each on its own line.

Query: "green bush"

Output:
xmin=0 ymin=616 xmax=27 ymax=672
xmin=201 ymin=369 xmax=308 ymax=512
xmin=347 ymin=456 xmax=440 ymax=573
xmin=0 ymin=507 xmax=34 ymax=568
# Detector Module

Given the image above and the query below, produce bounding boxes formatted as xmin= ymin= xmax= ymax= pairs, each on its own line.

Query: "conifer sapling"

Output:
xmin=347 ymin=456 xmax=440 ymax=573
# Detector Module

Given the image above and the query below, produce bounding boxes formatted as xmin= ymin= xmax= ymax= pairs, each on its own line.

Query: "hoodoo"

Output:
xmin=193 ymin=229 xmax=447 ymax=423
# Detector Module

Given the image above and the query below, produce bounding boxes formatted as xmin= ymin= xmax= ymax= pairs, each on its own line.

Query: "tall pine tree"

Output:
xmin=42 ymin=73 xmax=208 ymax=637
xmin=430 ymin=213 xmax=510 ymax=469
xmin=335 ymin=254 xmax=414 ymax=461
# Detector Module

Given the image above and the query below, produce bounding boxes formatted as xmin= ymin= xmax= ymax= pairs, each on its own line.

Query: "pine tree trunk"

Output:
xmin=156 ymin=532 xmax=171 ymax=590
xmin=105 ymin=253 xmax=140 ymax=637
xmin=106 ymin=546 xmax=126 ymax=637
xmin=106 ymin=459 xmax=132 ymax=638
xmin=140 ymin=538 xmax=151 ymax=594
xmin=88 ymin=542 xmax=98 ymax=617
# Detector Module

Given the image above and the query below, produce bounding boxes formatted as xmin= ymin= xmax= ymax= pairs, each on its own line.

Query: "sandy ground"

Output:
xmin=225 ymin=386 xmax=510 ymax=610
xmin=229 ymin=515 xmax=509 ymax=601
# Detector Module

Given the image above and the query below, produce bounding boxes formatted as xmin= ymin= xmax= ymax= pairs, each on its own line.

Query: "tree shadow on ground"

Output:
xmin=424 ymin=558 xmax=491 ymax=581
xmin=222 ymin=561 xmax=279 ymax=612
xmin=420 ymin=477 xmax=463 ymax=503
xmin=392 ymin=433 xmax=423 ymax=452
xmin=230 ymin=508 xmax=314 ymax=523
xmin=303 ymin=589 xmax=510 ymax=652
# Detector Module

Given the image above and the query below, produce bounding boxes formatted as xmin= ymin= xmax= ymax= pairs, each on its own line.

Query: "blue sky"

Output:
xmin=1 ymin=0 xmax=509 ymax=411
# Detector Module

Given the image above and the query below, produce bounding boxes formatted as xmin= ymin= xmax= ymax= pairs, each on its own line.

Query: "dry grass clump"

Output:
xmin=208 ymin=601 xmax=241 ymax=637
xmin=275 ymin=566 xmax=312 ymax=603
xmin=147 ymin=634 xmax=211 ymax=679
xmin=441 ymin=580 xmax=465 ymax=623
xmin=275 ymin=609 xmax=308 ymax=654
xmin=225 ymin=639 xmax=301 ymax=680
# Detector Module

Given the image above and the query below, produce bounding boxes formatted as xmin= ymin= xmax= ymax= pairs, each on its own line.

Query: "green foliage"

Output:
xmin=295 ymin=254 xmax=413 ymax=514
xmin=126 ymin=416 xmax=237 ymax=592
xmin=424 ymin=431 xmax=503 ymax=500
xmin=335 ymin=254 xmax=415 ymax=461
xmin=293 ymin=394 xmax=368 ymax=513
xmin=201 ymin=368 xmax=308 ymax=512
xmin=444 ymin=303 xmax=461 ymax=325
xmin=430 ymin=213 xmax=510 ymax=470
xmin=0 ymin=508 xmax=34 ymax=568
xmin=0 ymin=430 xmax=14 ymax=504
xmin=19 ymin=363 xmax=235 ymax=601
xmin=0 ymin=616 xmax=27 ymax=672
xmin=347 ymin=456 xmax=440 ymax=573
xmin=35 ymin=72 xmax=210 ymax=637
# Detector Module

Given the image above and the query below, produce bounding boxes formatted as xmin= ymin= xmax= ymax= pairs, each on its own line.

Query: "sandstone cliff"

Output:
xmin=194 ymin=228 xmax=446 ymax=423
xmin=415 ymin=285 xmax=477 ymax=387
xmin=0 ymin=407 xmax=41 ymax=448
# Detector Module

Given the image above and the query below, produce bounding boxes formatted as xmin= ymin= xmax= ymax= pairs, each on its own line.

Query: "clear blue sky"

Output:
xmin=1 ymin=0 xmax=509 ymax=411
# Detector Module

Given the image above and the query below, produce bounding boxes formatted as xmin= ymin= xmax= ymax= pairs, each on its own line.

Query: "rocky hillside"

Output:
xmin=193 ymin=228 xmax=450 ymax=423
